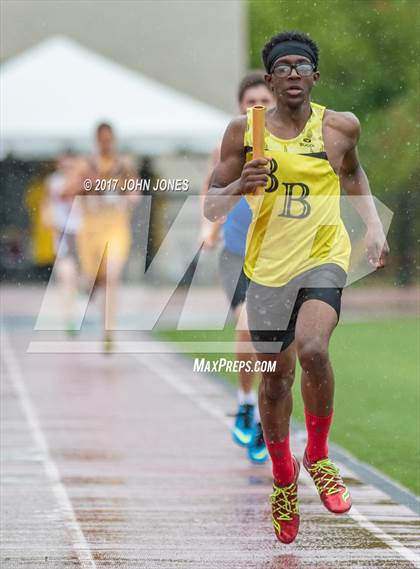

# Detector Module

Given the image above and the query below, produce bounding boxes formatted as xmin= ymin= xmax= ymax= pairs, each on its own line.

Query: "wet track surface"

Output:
xmin=1 ymin=288 xmax=420 ymax=568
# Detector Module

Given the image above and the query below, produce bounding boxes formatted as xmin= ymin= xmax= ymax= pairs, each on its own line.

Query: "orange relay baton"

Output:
xmin=252 ymin=105 xmax=266 ymax=195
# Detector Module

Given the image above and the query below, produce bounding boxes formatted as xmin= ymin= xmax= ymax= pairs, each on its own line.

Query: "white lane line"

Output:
xmin=349 ymin=508 xmax=420 ymax=567
xmin=2 ymin=332 xmax=97 ymax=569
xmin=136 ymin=354 xmax=420 ymax=569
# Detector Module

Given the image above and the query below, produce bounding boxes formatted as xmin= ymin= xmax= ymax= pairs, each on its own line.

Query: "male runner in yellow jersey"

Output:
xmin=68 ymin=123 xmax=138 ymax=352
xmin=204 ymin=31 xmax=389 ymax=544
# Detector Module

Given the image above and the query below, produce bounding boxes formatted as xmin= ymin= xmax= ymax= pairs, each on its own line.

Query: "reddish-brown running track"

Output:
xmin=1 ymin=286 xmax=419 ymax=569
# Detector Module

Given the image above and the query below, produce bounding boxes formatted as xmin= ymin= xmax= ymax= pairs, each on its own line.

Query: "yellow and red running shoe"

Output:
xmin=303 ymin=453 xmax=352 ymax=514
xmin=270 ymin=456 xmax=300 ymax=544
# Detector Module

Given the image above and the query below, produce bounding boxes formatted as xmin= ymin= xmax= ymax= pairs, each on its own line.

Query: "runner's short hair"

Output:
xmin=237 ymin=71 xmax=269 ymax=103
xmin=96 ymin=122 xmax=113 ymax=135
xmin=262 ymin=31 xmax=319 ymax=71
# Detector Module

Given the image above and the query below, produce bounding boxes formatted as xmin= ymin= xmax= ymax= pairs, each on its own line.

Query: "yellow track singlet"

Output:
xmin=77 ymin=157 xmax=131 ymax=278
xmin=243 ymin=102 xmax=351 ymax=287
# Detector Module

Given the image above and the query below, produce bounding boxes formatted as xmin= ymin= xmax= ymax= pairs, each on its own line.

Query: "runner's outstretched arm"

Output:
xmin=336 ymin=114 xmax=390 ymax=268
xmin=200 ymin=147 xmax=223 ymax=249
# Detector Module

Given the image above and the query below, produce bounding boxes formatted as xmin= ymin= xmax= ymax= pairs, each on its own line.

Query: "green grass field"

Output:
xmin=157 ymin=318 xmax=420 ymax=494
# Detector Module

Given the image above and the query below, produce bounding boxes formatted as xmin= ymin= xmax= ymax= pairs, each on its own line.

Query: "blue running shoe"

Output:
xmin=232 ymin=403 xmax=254 ymax=447
xmin=248 ymin=421 xmax=268 ymax=464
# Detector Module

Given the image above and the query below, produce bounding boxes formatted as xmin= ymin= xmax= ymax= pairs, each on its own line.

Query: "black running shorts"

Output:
xmin=245 ymin=263 xmax=347 ymax=353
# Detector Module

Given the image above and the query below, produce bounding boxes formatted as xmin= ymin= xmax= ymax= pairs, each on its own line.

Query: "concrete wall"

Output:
xmin=0 ymin=0 xmax=247 ymax=113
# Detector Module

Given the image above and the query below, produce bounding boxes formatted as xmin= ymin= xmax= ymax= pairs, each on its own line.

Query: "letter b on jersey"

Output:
xmin=279 ymin=182 xmax=311 ymax=219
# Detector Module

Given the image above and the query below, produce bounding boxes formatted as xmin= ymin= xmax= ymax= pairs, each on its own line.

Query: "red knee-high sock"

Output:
xmin=305 ymin=409 xmax=333 ymax=463
xmin=266 ymin=433 xmax=294 ymax=486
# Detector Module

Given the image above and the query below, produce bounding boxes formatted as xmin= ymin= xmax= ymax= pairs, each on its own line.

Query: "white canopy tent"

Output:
xmin=0 ymin=36 xmax=231 ymax=157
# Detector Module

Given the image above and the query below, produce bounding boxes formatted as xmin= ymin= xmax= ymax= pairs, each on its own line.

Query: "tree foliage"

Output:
xmin=248 ymin=0 xmax=419 ymax=197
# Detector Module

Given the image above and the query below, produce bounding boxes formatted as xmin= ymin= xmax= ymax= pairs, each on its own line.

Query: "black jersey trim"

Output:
xmin=244 ymin=149 xmax=329 ymax=160
xmin=299 ymin=151 xmax=328 ymax=160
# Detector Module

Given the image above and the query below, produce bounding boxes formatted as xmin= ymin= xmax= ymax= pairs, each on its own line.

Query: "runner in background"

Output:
xmin=24 ymin=166 xmax=55 ymax=279
xmin=43 ymin=151 xmax=81 ymax=335
xmin=65 ymin=123 xmax=139 ymax=353
xmin=200 ymin=72 xmax=274 ymax=463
